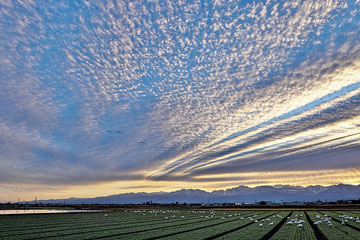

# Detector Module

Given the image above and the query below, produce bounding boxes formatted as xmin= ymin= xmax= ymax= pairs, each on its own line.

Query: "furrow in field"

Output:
xmin=0 ymin=213 xmax=117 ymax=232
xmin=146 ymin=212 xmax=273 ymax=240
xmin=22 ymin=211 xmax=246 ymax=240
xmin=270 ymin=211 xmax=317 ymax=240
xmin=307 ymin=211 xmax=359 ymax=240
xmin=212 ymin=212 xmax=290 ymax=240
xmin=83 ymin=211 xmax=263 ymax=240
xmin=321 ymin=211 xmax=360 ymax=232
xmin=258 ymin=212 xmax=292 ymax=240
xmin=197 ymin=212 xmax=285 ymax=240
xmin=304 ymin=212 xmax=328 ymax=240
xmin=0 ymin=214 xmax=202 ymax=238
xmin=0 ymin=217 xmax=200 ymax=237
xmin=0 ymin=212 xmax=172 ymax=232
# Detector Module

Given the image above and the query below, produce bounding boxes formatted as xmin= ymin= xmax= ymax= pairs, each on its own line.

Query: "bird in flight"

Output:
xmin=115 ymin=130 xmax=123 ymax=134
xmin=105 ymin=130 xmax=113 ymax=133
xmin=138 ymin=141 xmax=146 ymax=145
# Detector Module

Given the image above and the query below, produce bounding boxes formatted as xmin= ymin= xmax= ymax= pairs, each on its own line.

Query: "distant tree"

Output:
xmin=259 ymin=201 xmax=266 ymax=206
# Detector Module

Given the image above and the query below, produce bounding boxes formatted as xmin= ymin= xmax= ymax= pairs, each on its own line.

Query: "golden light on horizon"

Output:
xmin=3 ymin=168 xmax=359 ymax=202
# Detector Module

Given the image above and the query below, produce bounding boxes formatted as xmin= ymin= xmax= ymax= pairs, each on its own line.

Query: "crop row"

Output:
xmin=329 ymin=211 xmax=360 ymax=230
xmin=1 ymin=210 xmax=258 ymax=240
xmin=1 ymin=210 xmax=359 ymax=240
xmin=270 ymin=211 xmax=316 ymax=240
xmin=77 ymin=211 xmax=266 ymax=240
xmin=0 ymin=209 xmax=205 ymax=231
xmin=0 ymin=214 xmax=203 ymax=238
xmin=86 ymin=211 xmax=289 ymax=240
xmin=306 ymin=211 xmax=360 ymax=240
xmin=143 ymin=211 xmax=279 ymax=240
xmin=0 ymin=209 xmax=216 ymax=234
xmin=214 ymin=211 xmax=291 ymax=240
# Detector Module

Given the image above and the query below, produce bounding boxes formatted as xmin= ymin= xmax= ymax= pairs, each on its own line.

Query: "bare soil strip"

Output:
xmin=304 ymin=212 xmax=328 ymax=240
xmin=200 ymin=212 xmax=282 ymax=240
xmin=144 ymin=212 xmax=274 ymax=240
xmin=259 ymin=212 xmax=293 ymax=240
xmin=92 ymin=212 xmax=263 ymax=240
xmin=26 ymin=213 xmax=242 ymax=240
xmin=23 ymin=215 xmax=210 ymax=240
xmin=0 ymin=214 xmax=166 ymax=233
xmin=139 ymin=213 xmax=270 ymax=240
xmin=2 ymin=215 xmax=203 ymax=238
xmin=0 ymin=217 xmax=114 ymax=232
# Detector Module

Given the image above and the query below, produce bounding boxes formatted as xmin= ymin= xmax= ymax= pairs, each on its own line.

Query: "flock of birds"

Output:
xmin=286 ymin=214 xmax=305 ymax=227
xmin=120 ymin=210 xmax=285 ymax=229
xmin=313 ymin=213 xmax=360 ymax=227
xmin=104 ymin=129 xmax=189 ymax=149
xmin=112 ymin=210 xmax=360 ymax=231
xmin=105 ymin=129 xmax=146 ymax=145
xmin=339 ymin=214 xmax=360 ymax=224
xmin=255 ymin=214 xmax=282 ymax=227
xmin=104 ymin=129 xmax=207 ymax=154
xmin=124 ymin=209 xmax=181 ymax=217
xmin=106 ymin=130 xmax=123 ymax=134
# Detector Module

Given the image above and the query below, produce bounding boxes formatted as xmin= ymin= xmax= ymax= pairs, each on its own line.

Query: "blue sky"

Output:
xmin=1 ymin=0 xmax=360 ymax=201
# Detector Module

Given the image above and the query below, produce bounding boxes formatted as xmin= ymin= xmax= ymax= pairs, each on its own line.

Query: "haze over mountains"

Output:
xmin=38 ymin=184 xmax=360 ymax=204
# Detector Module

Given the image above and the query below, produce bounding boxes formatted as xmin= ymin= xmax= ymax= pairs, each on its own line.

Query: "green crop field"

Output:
xmin=0 ymin=209 xmax=359 ymax=239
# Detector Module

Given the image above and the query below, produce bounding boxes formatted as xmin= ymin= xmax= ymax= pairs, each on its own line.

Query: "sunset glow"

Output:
xmin=1 ymin=0 xmax=360 ymax=202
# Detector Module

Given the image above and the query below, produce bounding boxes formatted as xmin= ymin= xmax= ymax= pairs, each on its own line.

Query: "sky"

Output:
xmin=1 ymin=0 xmax=360 ymax=202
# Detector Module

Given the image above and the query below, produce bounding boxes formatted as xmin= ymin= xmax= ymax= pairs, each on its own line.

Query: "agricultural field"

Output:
xmin=0 ymin=209 xmax=359 ymax=239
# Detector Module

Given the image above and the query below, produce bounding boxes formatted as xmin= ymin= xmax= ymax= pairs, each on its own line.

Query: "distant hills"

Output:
xmin=38 ymin=184 xmax=360 ymax=204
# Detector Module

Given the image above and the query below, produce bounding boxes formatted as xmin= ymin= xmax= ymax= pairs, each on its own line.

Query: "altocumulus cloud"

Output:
xmin=0 ymin=0 xmax=359 ymax=194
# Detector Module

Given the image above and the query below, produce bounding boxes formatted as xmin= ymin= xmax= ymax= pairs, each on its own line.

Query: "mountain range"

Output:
xmin=35 ymin=184 xmax=360 ymax=204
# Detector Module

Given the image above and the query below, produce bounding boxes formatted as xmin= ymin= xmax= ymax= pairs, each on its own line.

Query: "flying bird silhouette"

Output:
xmin=105 ymin=130 xmax=113 ymax=133
xmin=138 ymin=141 xmax=146 ymax=145
xmin=115 ymin=131 xmax=123 ymax=134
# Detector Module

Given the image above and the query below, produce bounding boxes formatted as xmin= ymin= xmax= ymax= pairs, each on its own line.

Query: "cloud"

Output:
xmin=0 ymin=0 xmax=360 ymax=200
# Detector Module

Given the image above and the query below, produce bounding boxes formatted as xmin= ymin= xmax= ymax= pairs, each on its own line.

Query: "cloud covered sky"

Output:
xmin=1 ymin=0 xmax=360 ymax=201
